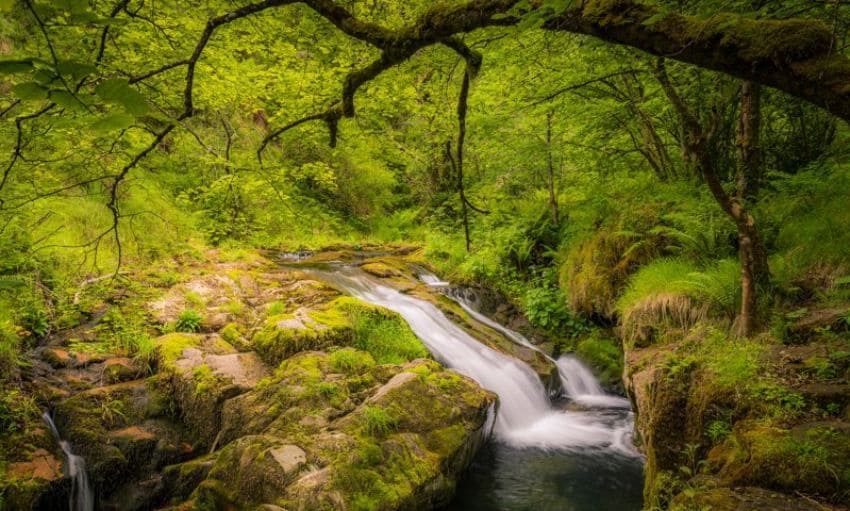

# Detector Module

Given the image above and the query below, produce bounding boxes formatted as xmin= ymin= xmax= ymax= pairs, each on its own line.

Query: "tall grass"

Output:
xmin=617 ymin=258 xmax=740 ymax=342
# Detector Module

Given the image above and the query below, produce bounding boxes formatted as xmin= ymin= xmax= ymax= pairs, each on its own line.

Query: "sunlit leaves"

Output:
xmin=94 ymin=79 xmax=149 ymax=116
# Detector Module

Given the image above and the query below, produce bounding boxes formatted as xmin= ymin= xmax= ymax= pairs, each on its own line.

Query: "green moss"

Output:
xmin=219 ymin=322 xmax=243 ymax=345
xmin=154 ymin=333 xmax=201 ymax=368
xmin=575 ymin=332 xmax=623 ymax=384
xmin=253 ymin=297 xmax=427 ymax=366
xmin=359 ymin=406 xmax=398 ymax=437
xmin=330 ymin=348 xmax=376 ymax=374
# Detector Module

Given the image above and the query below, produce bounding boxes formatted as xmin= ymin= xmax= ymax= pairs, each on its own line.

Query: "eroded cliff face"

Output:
xmin=3 ymin=250 xmax=496 ymax=510
xmin=624 ymin=320 xmax=850 ymax=511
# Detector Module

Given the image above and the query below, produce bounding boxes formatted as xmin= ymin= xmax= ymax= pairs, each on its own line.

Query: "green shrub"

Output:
xmin=175 ymin=309 xmax=204 ymax=333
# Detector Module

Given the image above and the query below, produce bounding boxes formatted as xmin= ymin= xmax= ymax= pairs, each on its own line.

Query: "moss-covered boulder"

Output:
xmin=670 ymin=485 xmax=826 ymax=511
xmin=252 ymin=297 xmax=429 ymax=368
xmin=52 ymin=378 xmax=195 ymax=494
xmin=156 ymin=333 xmax=270 ymax=446
xmin=175 ymin=355 xmax=496 ymax=510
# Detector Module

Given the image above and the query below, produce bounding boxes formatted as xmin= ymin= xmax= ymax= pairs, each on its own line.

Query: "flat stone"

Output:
xmin=269 ymin=444 xmax=306 ymax=474
xmin=103 ymin=357 xmax=138 ymax=383
xmin=108 ymin=425 xmax=156 ymax=442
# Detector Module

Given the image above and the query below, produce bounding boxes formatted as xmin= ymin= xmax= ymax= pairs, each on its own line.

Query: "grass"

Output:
xmin=360 ymin=405 xmax=398 ymax=437
xmin=617 ymin=258 xmax=740 ymax=342
xmin=329 ymin=348 xmax=375 ymax=374
xmin=175 ymin=309 xmax=204 ymax=333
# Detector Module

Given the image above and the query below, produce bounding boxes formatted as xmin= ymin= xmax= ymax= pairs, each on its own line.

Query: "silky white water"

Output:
xmin=438 ymin=278 xmax=631 ymax=409
xmin=43 ymin=412 xmax=94 ymax=511
xmin=310 ymin=267 xmax=637 ymax=454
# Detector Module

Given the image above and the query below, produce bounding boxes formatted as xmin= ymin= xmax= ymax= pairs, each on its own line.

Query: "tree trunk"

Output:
xmin=735 ymin=82 xmax=763 ymax=200
xmin=656 ymin=61 xmax=769 ymax=336
xmin=734 ymin=82 xmax=770 ymax=336
xmin=546 ymin=110 xmax=560 ymax=225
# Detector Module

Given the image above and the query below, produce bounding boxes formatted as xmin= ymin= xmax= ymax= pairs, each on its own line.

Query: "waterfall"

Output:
xmin=309 ymin=267 xmax=637 ymax=454
xmin=42 ymin=412 xmax=94 ymax=511
xmin=436 ymin=277 xmax=631 ymax=409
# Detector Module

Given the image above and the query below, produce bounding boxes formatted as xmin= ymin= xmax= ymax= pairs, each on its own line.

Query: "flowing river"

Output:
xmin=309 ymin=266 xmax=644 ymax=510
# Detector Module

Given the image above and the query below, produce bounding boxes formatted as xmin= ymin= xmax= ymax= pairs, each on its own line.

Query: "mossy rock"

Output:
xmin=708 ymin=421 xmax=850 ymax=499
xmin=252 ymin=297 xmax=428 ymax=367
xmin=182 ymin=357 xmax=496 ymax=510
xmin=671 ymin=485 xmax=826 ymax=511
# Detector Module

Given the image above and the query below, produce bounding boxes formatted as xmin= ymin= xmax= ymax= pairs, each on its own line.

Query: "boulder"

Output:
xmin=179 ymin=356 xmax=497 ymax=510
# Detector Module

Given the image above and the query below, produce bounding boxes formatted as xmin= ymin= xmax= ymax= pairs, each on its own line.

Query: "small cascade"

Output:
xmin=43 ymin=412 xmax=94 ymax=511
xmin=429 ymin=273 xmax=631 ymax=409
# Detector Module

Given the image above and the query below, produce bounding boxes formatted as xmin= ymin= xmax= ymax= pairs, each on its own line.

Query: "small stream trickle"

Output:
xmin=43 ymin=412 xmax=94 ymax=511
xmin=309 ymin=266 xmax=644 ymax=510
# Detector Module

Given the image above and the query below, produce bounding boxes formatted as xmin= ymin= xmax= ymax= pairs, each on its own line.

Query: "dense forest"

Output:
xmin=2 ymin=0 xmax=850 ymax=510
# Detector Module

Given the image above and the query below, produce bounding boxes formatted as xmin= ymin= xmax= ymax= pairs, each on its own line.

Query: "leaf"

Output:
xmin=90 ymin=112 xmax=134 ymax=132
xmin=57 ymin=60 xmax=97 ymax=80
xmin=0 ymin=0 xmax=13 ymax=11
xmin=95 ymin=78 xmax=149 ymax=116
xmin=49 ymin=89 xmax=87 ymax=112
xmin=11 ymin=82 xmax=48 ymax=100
xmin=0 ymin=60 xmax=33 ymax=75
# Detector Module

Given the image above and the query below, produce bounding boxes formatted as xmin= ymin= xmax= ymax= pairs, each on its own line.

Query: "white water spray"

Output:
xmin=311 ymin=267 xmax=637 ymax=454
xmin=43 ymin=412 xmax=94 ymax=511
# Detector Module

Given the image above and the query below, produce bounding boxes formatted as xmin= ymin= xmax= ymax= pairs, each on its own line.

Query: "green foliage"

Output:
xmin=0 ymin=387 xmax=38 ymax=437
xmin=175 ymin=310 xmax=204 ymax=333
xmin=706 ymin=419 xmax=731 ymax=443
xmin=0 ymin=323 xmax=20 ymax=378
xmin=617 ymin=259 xmax=740 ymax=342
xmin=574 ymin=332 xmax=623 ymax=382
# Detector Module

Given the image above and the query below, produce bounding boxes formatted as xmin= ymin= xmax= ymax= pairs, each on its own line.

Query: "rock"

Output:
xmin=184 ymin=356 xmax=497 ymax=510
xmin=268 ymin=444 xmax=307 ymax=474
xmin=41 ymin=347 xmax=73 ymax=368
xmin=7 ymin=449 xmax=63 ymax=481
xmin=102 ymin=357 xmax=139 ymax=384
xmin=163 ymin=336 xmax=270 ymax=447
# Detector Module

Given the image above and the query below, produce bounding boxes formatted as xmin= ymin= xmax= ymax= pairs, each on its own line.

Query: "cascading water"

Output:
xmin=443 ymin=283 xmax=632 ymax=410
xmin=43 ymin=412 xmax=94 ymax=511
xmin=307 ymin=266 xmax=644 ymax=510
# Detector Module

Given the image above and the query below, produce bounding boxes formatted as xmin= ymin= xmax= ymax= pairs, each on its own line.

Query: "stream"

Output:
xmin=309 ymin=266 xmax=644 ymax=510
